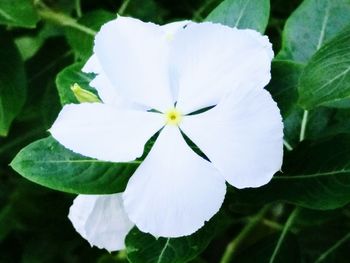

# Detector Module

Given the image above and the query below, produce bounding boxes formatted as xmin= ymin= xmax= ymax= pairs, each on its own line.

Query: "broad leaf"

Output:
xmin=298 ymin=27 xmax=350 ymax=110
xmin=65 ymin=10 xmax=115 ymax=59
xmin=205 ymin=0 xmax=270 ymax=33
xmin=11 ymin=136 xmax=137 ymax=194
xmin=125 ymin=213 xmax=227 ymax=263
xmin=267 ymin=60 xmax=304 ymax=117
xmin=234 ymin=135 xmax=350 ymax=210
xmin=0 ymin=36 xmax=26 ymax=136
xmin=0 ymin=0 xmax=39 ymax=28
xmin=277 ymin=0 xmax=350 ymax=63
xmin=56 ymin=62 xmax=96 ymax=105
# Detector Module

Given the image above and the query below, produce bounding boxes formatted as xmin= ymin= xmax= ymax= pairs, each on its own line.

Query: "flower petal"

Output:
xmin=171 ymin=22 xmax=273 ymax=114
xmin=68 ymin=194 xmax=134 ymax=252
xmin=180 ymin=88 xmax=283 ymax=189
xmin=94 ymin=16 xmax=175 ymax=111
xmin=82 ymin=55 xmax=144 ymax=109
xmin=123 ymin=126 xmax=226 ymax=237
xmin=50 ymin=103 xmax=164 ymax=162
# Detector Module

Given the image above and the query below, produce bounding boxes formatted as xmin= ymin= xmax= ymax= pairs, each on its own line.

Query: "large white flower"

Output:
xmin=50 ymin=16 xmax=283 ymax=251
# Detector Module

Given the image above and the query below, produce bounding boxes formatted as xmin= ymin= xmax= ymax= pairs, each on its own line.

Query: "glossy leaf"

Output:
xmin=298 ymin=27 xmax=350 ymax=109
xmin=0 ymin=0 xmax=39 ymax=28
xmin=10 ymin=136 xmax=137 ymax=194
xmin=0 ymin=36 xmax=26 ymax=136
xmin=277 ymin=0 xmax=350 ymax=63
xmin=56 ymin=62 xmax=96 ymax=105
xmin=206 ymin=0 xmax=270 ymax=33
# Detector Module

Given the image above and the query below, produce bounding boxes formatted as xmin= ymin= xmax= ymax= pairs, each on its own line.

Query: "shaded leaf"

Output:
xmin=267 ymin=60 xmax=304 ymax=117
xmin=235 ymin=233 xmax=300 ymax=263
xmin=0 ymin=36 xmax=26 ymax=136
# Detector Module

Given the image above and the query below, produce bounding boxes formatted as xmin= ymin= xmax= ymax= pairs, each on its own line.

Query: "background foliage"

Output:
xmin=1 ymin=0 xmax=350 ymax=262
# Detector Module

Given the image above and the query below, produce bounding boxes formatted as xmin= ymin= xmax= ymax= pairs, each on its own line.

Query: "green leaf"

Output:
xmin=298 ymin=27 xmax=350 ymax=110
xmin=234 ymin=134 xmax=350 ymax=210
xmin=267 ymin=60 xmax=304 ymax=117
xmin=206 ymin=0 xmax=270 ymax=33
xmin=10 ymin=136 xmax=138 ymax=194
xmin=0 ymin=0 xmax=39 ymax=28
xmin=65 ymin=10 xmax=115 ymax=59
xmin=125 ymin=217 xmax=222 ymax=263
xmin=56 ymin=62 xmax=96 ymax=105
xmin=0 ymin=36 xmax=26 ymax=136
xmin=277 ymin=0 xmax=350 ymax=63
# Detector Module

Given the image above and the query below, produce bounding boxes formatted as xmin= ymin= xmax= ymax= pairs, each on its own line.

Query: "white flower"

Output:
xmin=50 ymin=16 xmax=283 ymax=251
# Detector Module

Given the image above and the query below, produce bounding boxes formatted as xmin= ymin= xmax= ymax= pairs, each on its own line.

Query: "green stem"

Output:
xmin=75 ymin=0 xmax=82 ymax=17
xmin=269 ymin=207 xmax=300 ymax=263
xmin=118 ymin=0 xmax=131 ymax=15
xmin=283 ymin=139 xmax=293 ymax=151
xmin=262 ymin=218 xmax=284 ymax=231
xmin=193 ymin=0 xmax=216 ymax=21
xmin=314 ymin=232 xmax=350 ymax=263
xmin=299 ymin=110 xmax=309 ymax=142
xmin=35 ymin=1 xmax=96 ymax=36
xmin=220 ymin=205 xmax=271 ymax=263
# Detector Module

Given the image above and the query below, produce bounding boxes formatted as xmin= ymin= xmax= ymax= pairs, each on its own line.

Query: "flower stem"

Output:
xmin=118 ymin=0 xmax=131 ymax=15
xmin=314 ymin=232 xmax=350 ymax=263
xmin=75 ymin=0 xmax=82 ymax=17
xmin=269 ymin=207 xmax=300 ymax=263
xmin=35 ymin=1 xmax=96 ymax=36
xmin=299 ymin=110 xmax=309 ymax=142
xmin=283 ymin=139 xmax=293 ymax=151
xmin=220 ymin=205 xmax=271 ymax=263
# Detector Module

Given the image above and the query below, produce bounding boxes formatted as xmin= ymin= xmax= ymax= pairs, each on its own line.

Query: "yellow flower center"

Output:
xmin=165 ymin=108 xmax=182 ymax=125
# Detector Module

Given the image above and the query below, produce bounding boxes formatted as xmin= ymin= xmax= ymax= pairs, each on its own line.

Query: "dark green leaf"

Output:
xmin=0 ymin=0 xmax=39 ymax=28
xmin=126 ymin=218 xmax=220 ymax=263
xmin=65 ymin=10 xmax=115 ymax=59
xmin=267 ymin=60 xmax=304 ymax=117
xmin=206 ymin=0 xmax=270 ymax=33
xmin=235 ymin=233 xmax=300 ymax=263
xmin=298 ymin=26 xmax=350 ymax=109
xmin=56 ymin=62 xmax=96 ymax=105
xmin=10 ymin=136 xmax=137 ymax=194
xmin=234 ymin=134 xmax=350 ymax=210
xmin=277 ymin=0 xmax=350 ymax=63
xmin=0 ymin=36 xmax=26 ymax=136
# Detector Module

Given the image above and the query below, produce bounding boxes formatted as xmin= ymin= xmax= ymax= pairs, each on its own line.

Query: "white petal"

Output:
xmin=123 ymin=126 xmax=226 ymax=237
xmin=68 ymin=194 xmax=134 ymax=252
xmin=82 ymin=55 xmax=144 ymax=109
xmin=94 ymin=16 xmax=174 ymax=112
xmin=50 ymin=103 xmax=164 ymax=162
xmin=180 ymin=88 xmax=283 ymax=189
xmin=161 ymin=20 xmax=191 ymax=35
xmin=82 ymin=54 xmax=101 ymax=74
xmin=171 ymin=22 xmax=274 ymax=114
